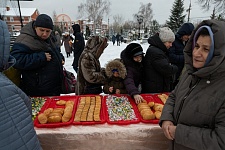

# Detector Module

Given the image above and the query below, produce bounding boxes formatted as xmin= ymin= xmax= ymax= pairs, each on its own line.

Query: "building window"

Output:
xmin=29 ymin=17 xmax=32 ymax=22
xmin=22 ymin=17 xmax=25 ymax=21
xmin=10 ymin=17 xmax=14 ymax=22
xmin=4 ymin=17 xmax=7 ymax=22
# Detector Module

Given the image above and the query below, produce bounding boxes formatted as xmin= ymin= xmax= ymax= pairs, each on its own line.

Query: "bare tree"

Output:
xmin=52 ymin=10 xmax=57 ymax=23
xmin=123 ymin=20 xmax=135 ymax=31
xmin=133 ymin=3 xmax=153 ymax=29
xmin=78 ymin=0 xmax=110 ymax=34
xmin=198 ymin=0 xmax=225 ymax=14
xmin=112 ymin=14 xmax=124 ymax=34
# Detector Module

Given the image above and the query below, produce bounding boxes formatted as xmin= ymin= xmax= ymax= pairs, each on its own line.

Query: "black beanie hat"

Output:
xmin=35 ymin=14 xmax=54 ymax=30
xmin=126 ymin=43 xmax=144 ymax=57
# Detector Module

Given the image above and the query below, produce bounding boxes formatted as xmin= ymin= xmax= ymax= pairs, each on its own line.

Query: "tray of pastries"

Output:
xmin=73 ymin=95 xmax=106 ymax=125
xmin=138 ymin=94 xmax=168 ymax=124
xmin=34 ymin=95 xmax=77 ymax=128
xmin=104 ymin=95 xmax=140 ymax=125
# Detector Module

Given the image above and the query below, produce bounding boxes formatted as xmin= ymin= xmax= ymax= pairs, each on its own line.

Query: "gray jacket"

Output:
xmin=160 ymin=20 xmax=225 ymax=150
xmin=0 ymin=20 xmax=41 ymax=150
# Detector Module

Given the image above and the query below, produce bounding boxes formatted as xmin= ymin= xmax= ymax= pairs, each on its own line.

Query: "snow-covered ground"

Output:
xmin=62 ymin=40 xmax=150 ymax=76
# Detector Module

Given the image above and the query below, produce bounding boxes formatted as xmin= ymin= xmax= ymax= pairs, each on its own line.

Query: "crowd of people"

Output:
xmin=1 ymin=13 xmax=225 ymax=149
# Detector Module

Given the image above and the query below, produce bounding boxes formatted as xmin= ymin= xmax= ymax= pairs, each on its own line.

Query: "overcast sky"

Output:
xmin=16 ymin=0 xmax=214 ymax=24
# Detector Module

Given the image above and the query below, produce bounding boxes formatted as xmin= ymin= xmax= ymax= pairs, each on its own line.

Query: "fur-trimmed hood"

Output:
xmin=105 ymin=59 xmax=126 ymax=79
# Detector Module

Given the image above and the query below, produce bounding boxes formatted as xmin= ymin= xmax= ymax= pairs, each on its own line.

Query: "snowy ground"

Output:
xmin=62 ymin=40 xmax=150 ymax=76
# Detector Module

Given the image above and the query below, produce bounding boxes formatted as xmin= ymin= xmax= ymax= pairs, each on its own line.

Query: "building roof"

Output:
xmin=0 ymin=8 xmax=38 ymax=17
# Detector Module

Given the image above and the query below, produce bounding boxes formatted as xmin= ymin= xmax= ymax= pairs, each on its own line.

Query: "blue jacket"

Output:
xmin=0 ymin=20 xmax=41 ymax=150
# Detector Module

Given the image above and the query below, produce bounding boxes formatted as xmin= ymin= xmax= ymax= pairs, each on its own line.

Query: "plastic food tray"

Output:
xmin=34 ymin=95 xmax=78 ymax=128
xmin=104 ymin=94 xmax=141 ymax=125
xmin=138 ymin=94 xmax=165 ymax=124
xmin=73 ymin=95 xmax=106 ymax=125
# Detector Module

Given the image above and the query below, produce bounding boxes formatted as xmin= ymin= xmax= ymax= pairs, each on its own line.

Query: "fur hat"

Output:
xmin=159 ymin=27 xmax=175 ymax=43
xmin=35 ymin=14 xmax=54 ymax=30
xmin=126 ymin=43 xmax=144 ymax=57
xmin=105 ymin=59 xmax=126 ymax=79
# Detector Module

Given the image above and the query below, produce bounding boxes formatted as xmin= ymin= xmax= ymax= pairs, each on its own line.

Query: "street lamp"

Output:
xmin=136 ymin=14 xmax=144 ymax=40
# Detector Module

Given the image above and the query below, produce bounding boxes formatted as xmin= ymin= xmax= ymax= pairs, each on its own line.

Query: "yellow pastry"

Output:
xmin=38 ymin=113 xmax=48 ymax=124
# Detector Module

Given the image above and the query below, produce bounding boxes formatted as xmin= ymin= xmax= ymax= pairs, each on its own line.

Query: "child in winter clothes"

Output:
xmin=103 ymin=59 xmax=127 ymax=94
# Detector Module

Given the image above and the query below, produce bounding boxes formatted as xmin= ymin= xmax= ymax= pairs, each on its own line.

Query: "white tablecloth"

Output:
xmin=35 ymin=123 xmax=169 ymax=150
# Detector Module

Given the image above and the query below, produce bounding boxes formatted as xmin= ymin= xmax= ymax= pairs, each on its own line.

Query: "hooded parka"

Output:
xmin=0 ymin=20 xmax=41 ymax=150
xmin=160 ymin=20 xmax=225 ymax=150
xmin=103 ymin=59 xmax=127 ymax=94
xmin=75 ymin=36 xmax=108 ymax=95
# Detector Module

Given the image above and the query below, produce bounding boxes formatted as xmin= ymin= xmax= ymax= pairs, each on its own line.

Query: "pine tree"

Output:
xmin=166 ymin=0 xmax=186 ymax=33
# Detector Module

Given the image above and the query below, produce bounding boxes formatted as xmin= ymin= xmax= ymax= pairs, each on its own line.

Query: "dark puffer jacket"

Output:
xmin=103 ymin=59 xmax=127 ymax=94
xmin=75 ymin=36 xmax=108 ymax=95
xmin=120 ymin=44 xmax=144 ymax=97
xmin=142 ymin=34 xmax=178 ymax=93
xmin=0 ymin=20 xmax=42 ymax=150
xmin=160 ymin=20 xmax=225 ymax=150
xmin=11 ymin=21 xmax=64 ymax=96
xmin=169 ymin=23 xmax=194 ymax=82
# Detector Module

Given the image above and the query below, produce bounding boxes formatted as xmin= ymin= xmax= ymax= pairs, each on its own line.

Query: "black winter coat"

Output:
xmin=142 ymin=34 xmax=178 ymax=93
xmin=120 ymin=49 xmax=143 ymax=97
xmin=72 ymin=25 xmax=85 ymax=70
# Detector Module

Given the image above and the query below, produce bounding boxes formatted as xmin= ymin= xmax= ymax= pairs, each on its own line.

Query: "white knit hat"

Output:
xmin=159 ymin=27 xmax=175 ymax=43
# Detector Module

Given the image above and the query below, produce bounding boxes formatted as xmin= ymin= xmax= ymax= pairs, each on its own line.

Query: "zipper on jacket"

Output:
xmin=175 ymin=78 xmax=200 ymax=123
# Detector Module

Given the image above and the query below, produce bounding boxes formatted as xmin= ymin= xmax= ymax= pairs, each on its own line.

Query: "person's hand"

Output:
xmin=45 ymin=53 xmax=51 ymax=61
xmin=168 ymin=125 xmax=176 ymax=140
xmin=115 ymin=89 xmax=120 ymax=94
xmin=162 ymin=121 xmax=176 ymax=140
xmin=109 ymin=87 xmax=113 ymax=93
xmin=133 ymin=94 xmax=143 ymax=104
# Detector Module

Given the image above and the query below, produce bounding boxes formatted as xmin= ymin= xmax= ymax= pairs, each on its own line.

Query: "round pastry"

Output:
xmin=138 ymin=106 xmax=151 ymax=112
xmin=142 ymin=113 xmax=155 ymax=120
xmin=47 ymin=115 xmax=62 ymax=123
xmin=155 ymin=111 xmax=162 ymax=119
xmin=43 ymin=108 xmax=53 ymax=116
xmin=140 ymin=109 xmax=153 ymax=116
xmin=153 ymin=104 xmax=163 ymax=111
xmin=48 ymin=112 xmax=62 ymax=118
xmin=52 ymin=108 xmax=64 ymax=115
xmin=38 ymin=113 xmax=48 ymax=124
xmin=148 ymin=102 xmax=155 ymax=108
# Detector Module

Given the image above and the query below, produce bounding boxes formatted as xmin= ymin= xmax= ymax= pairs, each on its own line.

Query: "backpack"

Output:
xmin=61 ymin=67 xmax=76 ymax=94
